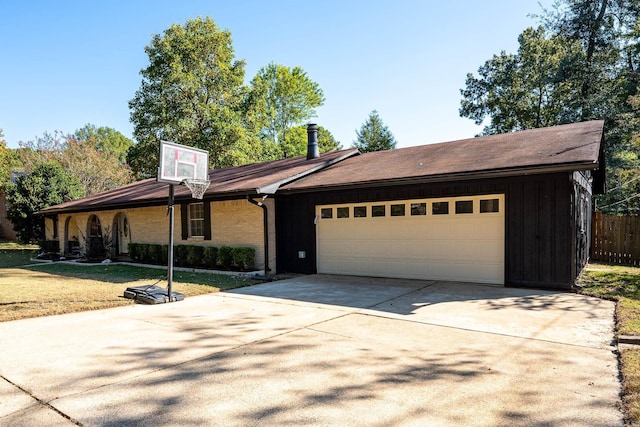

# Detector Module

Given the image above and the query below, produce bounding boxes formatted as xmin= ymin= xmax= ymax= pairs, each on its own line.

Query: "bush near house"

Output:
xmin=128 ymin=243 xmax=256 ymax=271
xmin=218 ymin=246 xmax=233 ymax=269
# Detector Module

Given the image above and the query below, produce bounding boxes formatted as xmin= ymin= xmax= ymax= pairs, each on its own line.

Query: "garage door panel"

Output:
xmin=427 ymin=222 xmax=451 ymax=240
xmin=450 ymin=221 xmax=476 ymax=239
xmin=317 ymin=195 xmax=504 ymax=284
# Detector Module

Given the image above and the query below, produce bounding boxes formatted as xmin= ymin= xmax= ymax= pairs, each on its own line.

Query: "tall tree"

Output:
xmin=248 ymin=63 xmax=325 ymax=157
xmin=460 ymin=26 xmax=584 ymax=135
xmin=74 ymin=124 xmax=133 ymax=163
xmin=6 ymin=162 xmax=83 ymax=243
xmin=352 ymin=111 xmax=397 ymax=153
xmin=0 ymin=129 xmax=13 ymax=189
xmin=128 ymin=17 xmax=248 ymax=177
xmin=459 ymin=0 xmax=640 ymax=212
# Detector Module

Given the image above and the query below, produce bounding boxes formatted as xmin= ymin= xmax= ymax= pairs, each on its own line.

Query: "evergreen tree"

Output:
xmin=352 ymin=111 xmax=397 ymax=153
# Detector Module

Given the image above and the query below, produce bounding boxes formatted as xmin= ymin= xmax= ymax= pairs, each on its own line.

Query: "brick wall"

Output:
xmin=52 ymin=199 xmax=275 ymax=270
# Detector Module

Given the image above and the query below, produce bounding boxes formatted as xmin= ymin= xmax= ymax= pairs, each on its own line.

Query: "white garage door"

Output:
xmin=316 ymin=195 xmax=505 ymax=284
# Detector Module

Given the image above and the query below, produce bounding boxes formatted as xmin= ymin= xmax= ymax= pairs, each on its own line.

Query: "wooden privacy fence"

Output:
xmin=591 ymin=211 xmax=640 ymax=266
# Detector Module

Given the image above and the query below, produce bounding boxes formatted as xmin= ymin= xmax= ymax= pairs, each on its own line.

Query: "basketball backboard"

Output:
xmin=157 ymin=140 xmax=209 ymax=184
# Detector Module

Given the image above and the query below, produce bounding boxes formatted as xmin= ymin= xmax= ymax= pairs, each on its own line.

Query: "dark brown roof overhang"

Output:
xmin=276 ymin=161 xmax=599 ymax=195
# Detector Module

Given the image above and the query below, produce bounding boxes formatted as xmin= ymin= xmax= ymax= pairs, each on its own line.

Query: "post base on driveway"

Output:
xmin=123 ymin=285 xmax=185 ymax=304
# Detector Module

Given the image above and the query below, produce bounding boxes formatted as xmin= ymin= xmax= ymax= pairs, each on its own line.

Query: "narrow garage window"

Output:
xmin=391 ymin=204 xmax=405 ymax=216
xmin=455 ymin=200 xmax=473 ymax=214
xmin=321 ymin=208 xmax=333 ymax=219
xmin=337 ymin=207 xmax=349 ymax=218
xmin=354 ymin=206 xmax=367 ymax=217
xmin=480 ymin=199 xmax=500 ymax=213
xmin=411 ymin=203 xmax=426 ymax=216
xmin=372 ymin=205 xmax=386 ymax=217
xmin=432 ymin=201 xmax=449 ymax=215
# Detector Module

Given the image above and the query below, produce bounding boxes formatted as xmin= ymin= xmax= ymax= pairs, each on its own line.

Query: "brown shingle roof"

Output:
xmin=280 ymin=120 xmax=605 ymax=192
xmin=40 ymin=148 xmax=358 ymax=214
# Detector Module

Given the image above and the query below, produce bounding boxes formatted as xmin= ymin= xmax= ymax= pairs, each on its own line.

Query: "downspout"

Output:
xmin=247 ymin=195 xmax=270 ymax=275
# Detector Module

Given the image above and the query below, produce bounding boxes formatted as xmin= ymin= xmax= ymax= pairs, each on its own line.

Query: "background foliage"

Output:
xmin=459 ymin=0 xmax=640 ymax=213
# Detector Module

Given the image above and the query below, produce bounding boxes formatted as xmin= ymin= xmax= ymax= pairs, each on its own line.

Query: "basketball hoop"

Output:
xmin=182 ymin=178 xmax=211 ymax=200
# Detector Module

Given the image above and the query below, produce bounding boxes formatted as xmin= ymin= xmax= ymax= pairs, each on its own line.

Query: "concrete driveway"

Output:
xmin=0 ymin=275 xmax=622 ymax=426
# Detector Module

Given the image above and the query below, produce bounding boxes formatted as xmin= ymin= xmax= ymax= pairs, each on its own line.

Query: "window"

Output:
xmin=188 ymin=203 xmax=204 ymax=237
xmin=89 ymin=215 xmax=102 ymax=237
xmin=372 ymin=205 xmax=385 ymax=217
xmin=455 ymin=200 xmax=473 ymax=214
xmin=480 ymin=199 xmax=500 ymax=213
xmin=321 ymin=208 xmax=333 ymax=219
xmin=337 ymin=207 xmax=349 ymax=218
xmin=354 ymin=206 xmax=367 ymax=217
xmin=391 ymin=204 xmax=405 ymax=216
xmin=52 ymin=217 xmax=59 ymax=239
xmin=411 ymin=203 xmax=426 ymax=216
xmin=432 ymin=202 xmax=449 ymax=215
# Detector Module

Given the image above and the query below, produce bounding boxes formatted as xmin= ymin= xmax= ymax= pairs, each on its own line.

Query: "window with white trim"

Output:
xmin=188 ymin=203 xmax=204 ymax=238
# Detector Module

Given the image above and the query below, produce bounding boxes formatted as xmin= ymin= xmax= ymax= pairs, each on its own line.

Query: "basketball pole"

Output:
xmin=167 ymin=183 xmax=175 ymax=299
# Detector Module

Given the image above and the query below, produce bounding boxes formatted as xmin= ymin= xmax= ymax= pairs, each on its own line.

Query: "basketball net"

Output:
xmin=182 ymin=178 xmax=211 ymax=200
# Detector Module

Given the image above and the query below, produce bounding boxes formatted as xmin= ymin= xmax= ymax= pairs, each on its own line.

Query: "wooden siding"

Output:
xmin=591 ymin=212 xmax=640 ymax=266
xmin=276 ymin=172 xmax=577 ymax=290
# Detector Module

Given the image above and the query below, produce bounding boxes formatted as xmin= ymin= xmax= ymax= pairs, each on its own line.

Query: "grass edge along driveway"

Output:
xmin=578 ymin=263 xmax=640 ymax=426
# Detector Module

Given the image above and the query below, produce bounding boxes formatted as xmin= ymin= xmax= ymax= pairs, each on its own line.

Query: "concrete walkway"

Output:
xmin=0 ymin=275 xmax=622 ymax=426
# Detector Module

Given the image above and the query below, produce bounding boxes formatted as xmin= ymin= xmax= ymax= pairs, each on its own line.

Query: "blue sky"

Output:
xmin=0 ymin=1 xmax=550 ymax=150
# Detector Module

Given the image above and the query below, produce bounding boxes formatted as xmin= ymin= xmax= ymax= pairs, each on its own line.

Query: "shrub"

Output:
xmin=161 ymin=245 xmax=169 ymax=265
xmin=232 ymin=247 xmax=255 ymax=270
xmin=218 ymin=246 xmax=233 ymax=269
xmin=128 ymin=243 xmax=140 ymax=261
xmin=149 ymin=244 xmax=163 ymax=265
xmin=186 ymin=245 xmax=204 ymax=267
xmin=39 ymin=240 xmax=59 ymax=254
xmin=174 ymin=245 xmax=189 ymax=267
xmin=204 ymin=246 xmax=218 ymax=268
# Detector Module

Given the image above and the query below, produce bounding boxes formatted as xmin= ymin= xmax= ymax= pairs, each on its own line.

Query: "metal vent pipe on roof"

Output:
xmin=307 ymin=123 xmax=319 ymax=160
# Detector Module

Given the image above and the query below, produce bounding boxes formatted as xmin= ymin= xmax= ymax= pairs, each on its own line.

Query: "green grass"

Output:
xmin=25 ymin=262 xmax=254 ymax=289
xmin=621 ymin=349 xmax=640 ymax=425
xmin=0 ymin=240 xmax=39 ymax=268
xmin=578 ymin=263 xmax=640 ymax=335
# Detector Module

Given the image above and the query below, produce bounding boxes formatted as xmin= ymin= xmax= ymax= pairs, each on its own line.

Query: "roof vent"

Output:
xmin=307 ymin=123 xmax=319 ymax=160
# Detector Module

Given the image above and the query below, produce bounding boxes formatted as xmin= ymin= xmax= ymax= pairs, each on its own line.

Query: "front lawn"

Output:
xmin=0 ymin=240 xmax=39 ymax=268
xmin=1 ymin=261 xmax=254 ymax=322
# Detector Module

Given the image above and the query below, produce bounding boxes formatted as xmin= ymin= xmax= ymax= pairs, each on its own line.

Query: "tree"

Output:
xmin=128 ymin=17 xmax=248 ymax=177
xmin=60 ymin=137 xmax=133 ymax=196
xmin=74 ymin=124 xmax=133 ymax=163
xmin=460 ymin=26 xmax=584 ymax=135
xmin=248 ymin=63 xmax=325 ymax=157
xmin=14 ymin=130 xmax=65 ymax=173
xmin=459 ymin=0 xmax=640 ymax=213
xmin=14 ymin=131 xmax=134 ymax=196
xmin=0 ymin=129 xmax=14 ymax=190
xmin=352 ymin=111 xmax=397 ymax=153
xmin=539 ymin=0 xmax=640 ymax=120
xmin=279 ymin=125 xmax=342 ymax=158
xmin=6 ymin=162 xmax=83 ymax=243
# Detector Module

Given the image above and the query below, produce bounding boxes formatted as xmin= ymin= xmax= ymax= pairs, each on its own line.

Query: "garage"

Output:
xmin=316 ymin=194 xmax=505 ymax=284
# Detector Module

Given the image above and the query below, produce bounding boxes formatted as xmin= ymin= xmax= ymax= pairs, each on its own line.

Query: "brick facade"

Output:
xmin=49 ymin=199 xmax=275 ymax=271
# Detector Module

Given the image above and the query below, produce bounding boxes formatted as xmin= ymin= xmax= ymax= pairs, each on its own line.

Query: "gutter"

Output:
xmin=247 ymin=195 xmax=270 ymax=275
